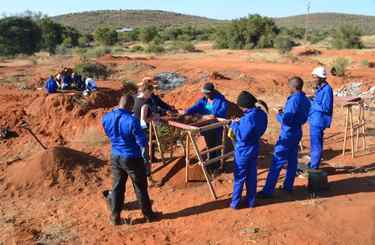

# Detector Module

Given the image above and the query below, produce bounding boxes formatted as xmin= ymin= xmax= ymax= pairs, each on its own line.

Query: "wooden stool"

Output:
xmin=342 ymin=100 xmax=367 ymax=158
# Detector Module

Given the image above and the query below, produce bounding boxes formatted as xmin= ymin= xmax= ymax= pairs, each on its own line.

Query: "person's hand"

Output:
xmin=178 ymin=110 xmax=186 ymax=115
xmin=273 ymin=106 xmax=283 ymax=113
xmin=202 ymin=115 xmax=215 ymax=120
xmin=232 ymin=117 xmax=240 ymax=123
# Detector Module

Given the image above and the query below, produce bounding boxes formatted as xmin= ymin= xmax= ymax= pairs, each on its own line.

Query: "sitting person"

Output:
xmin=85 ymin=77 xmax=97 ymax=92
xmin=61 ymin=74 xmax=72 ymax=90
xmin=72 ymin=72 xmax=84 ymax=90
xmin=44 ymin=75 xmax=58 ymax=94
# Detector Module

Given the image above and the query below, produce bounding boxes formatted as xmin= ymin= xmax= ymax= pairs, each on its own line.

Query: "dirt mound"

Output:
xmin=6 ymin=147 xmax=104 ymax=190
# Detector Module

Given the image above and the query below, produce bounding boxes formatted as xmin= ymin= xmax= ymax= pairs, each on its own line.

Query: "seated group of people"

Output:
xmin=102 ymin=66 xmax=334 ymax=225
xmin=44 ymin=67 xmax=97 ymax=95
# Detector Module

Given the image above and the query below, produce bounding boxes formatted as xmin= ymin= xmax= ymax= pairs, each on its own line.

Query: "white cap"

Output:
xmin=312 ymin=66 xmax=327 ymax=79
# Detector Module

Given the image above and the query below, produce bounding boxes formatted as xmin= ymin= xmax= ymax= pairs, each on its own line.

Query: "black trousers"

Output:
xmin=111 ymin=155 xmax=152 ymax=217
xmin=202 ymin=128 xmax=222 ymax=171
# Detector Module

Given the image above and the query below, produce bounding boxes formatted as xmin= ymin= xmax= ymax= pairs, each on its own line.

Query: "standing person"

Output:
xmin=259 ymin=77 xmax=311 ymax=198
xmin=182 ymin=82 xmax=229 ymax=175
xmin=102 ymin=94 xmax=160 ymax=225
xmin=308 ymin=66 xmax=334 ymax=169
xmin=230 ymin=91 xmax=268 ymax=209
xmin=132 ymin=84 xmax=158 ymax=185
xmin=44 ymin=75 xmax=58 ymax=94
xmin=140 ymin=77 xmax=177 ymax=116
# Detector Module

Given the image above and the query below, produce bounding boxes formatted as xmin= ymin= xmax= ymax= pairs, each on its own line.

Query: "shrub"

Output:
xmin=146 ymin=42 xmax=165 ymax=53
xmin=93 ymin=46 xmax=112 ymax=58
xmin=74 ymin=63 xmax=110 ymax=79
xmin=361 ymin=59 xmax=369 ymax=67
xmin=274 ymin=34 xmax=296 ymax=54
xmin=78 ymin=35 xmax=89 ymax=48
xmin=94 ymin=27 xmax=118 ymax=46
xmin=307 ymin=30 xmax=329 ymax=44
xmin=0 ymin=17 xmax=42 ymax=56
xmin=214 ymin=15 xmax=279 ymax=50
xmin=130 ymin=45 xmax=144 ymax=53
xmin=171 ymin=41 xmax=196 ymax=52
xmin=139 ymin=26 xmax=159 ymax=43
xmin=332 ymin=58 xmax=351 ymax=77
xmin=331 ymin=25 xmax=363 ymax=49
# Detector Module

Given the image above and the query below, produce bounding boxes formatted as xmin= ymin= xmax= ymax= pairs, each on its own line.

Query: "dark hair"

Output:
xmin=140 ymin=84 xmax=154 ymax=93
xmin=288 ymin=76 xmax=304 ymax=91
xmin=119 ymin=94 xmax=135 ymax=110
xmin=237 ymin=91 xmax=269 ymax=113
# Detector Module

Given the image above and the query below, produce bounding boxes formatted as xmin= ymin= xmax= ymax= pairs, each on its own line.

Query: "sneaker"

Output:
xmin=110 ymin=215 xmax=131 ymax=226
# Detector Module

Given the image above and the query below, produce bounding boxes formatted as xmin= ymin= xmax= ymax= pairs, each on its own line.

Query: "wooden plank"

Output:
xmin=200 ymin=145 xmax=224 ymax=156
xmin=167 ymin=120 xmax=199 ymax=131
xmin=185 ymin=133 xmax=190 ymax=184
xmin=204 ymin=152 xmax=234 ymax=167
xmin=188 ymin=132 xmax=217 ymax=200
xmin=198 ymin=121 xmax=228 ymax=133
xmin=342 ymin=107 xmax=349 ymax=155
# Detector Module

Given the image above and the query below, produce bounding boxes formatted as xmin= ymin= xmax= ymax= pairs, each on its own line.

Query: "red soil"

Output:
xmin=0 ymin=47 xmax=374 ymax=244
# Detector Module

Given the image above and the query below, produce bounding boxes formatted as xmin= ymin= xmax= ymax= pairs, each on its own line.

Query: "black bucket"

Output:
xmin=307 ymin=169 xmax=329 ymax=197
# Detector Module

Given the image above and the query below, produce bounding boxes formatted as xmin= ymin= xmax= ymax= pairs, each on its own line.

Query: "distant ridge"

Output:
xmin=52 ymin=10 xmax=375 ymax=35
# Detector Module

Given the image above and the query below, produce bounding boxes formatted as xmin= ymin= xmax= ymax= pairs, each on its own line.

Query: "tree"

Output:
xmin=274 ymin=33 xmax=296 ymax=53
xmin=63 ymin=26 xmax=80 ymax=47
xmin=0 ymin=17 xmax=42 ymax=56
xmin=94 ymin=27 xmax=118 ymax=46
xmin=214 ymin=15 xmax=279 ymax=50
xmin=38 ymin=18 xmax=64 ymax=54
xmin=139 ymin=26 xmax=159 ymax=43
xmin=331 ymin=25 xmax=363 ymax=49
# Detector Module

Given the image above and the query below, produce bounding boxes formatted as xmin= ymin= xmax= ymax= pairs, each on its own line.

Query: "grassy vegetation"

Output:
xmin=52 ymin=10 xmax=221 ymax=33
xmin=275 ymin=13 xmax=375 ymax=35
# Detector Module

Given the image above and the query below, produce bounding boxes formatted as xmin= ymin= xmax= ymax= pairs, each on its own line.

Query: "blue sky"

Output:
xmin=2 ymin=0 xmax=375 ymax=19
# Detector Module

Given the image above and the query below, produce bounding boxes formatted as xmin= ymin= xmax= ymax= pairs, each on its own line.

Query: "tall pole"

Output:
xmin=305 ymin=1 xmax=311 ymax=42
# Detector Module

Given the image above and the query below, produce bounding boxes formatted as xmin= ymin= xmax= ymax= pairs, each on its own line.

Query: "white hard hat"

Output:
xmin=312 ymin=66 xmax=327 ymax=79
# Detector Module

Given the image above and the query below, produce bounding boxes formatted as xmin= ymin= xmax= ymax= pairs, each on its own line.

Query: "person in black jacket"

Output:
xmin=140 ymin=77 xmax=177 ymax=116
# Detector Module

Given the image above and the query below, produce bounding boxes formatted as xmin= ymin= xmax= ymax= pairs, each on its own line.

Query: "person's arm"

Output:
xmin=279 ymin=98 xmax=298 ymax=126
xmin=141 ymin=104 xmax=152 ymax=124
xmin=311 ymin=88 xmax=333 ymax=114
xmin=153 ymin=95 xmax=174 ymax=111
xmin=186 ymin=99 xmax=204 ymax=115
xmin=132 ymin=119 xmax=147 ymax=148
xmin=231 ymin=117 xmax=255 ymax=142
xmin=213 ymin=99 xmax=228 ymax=118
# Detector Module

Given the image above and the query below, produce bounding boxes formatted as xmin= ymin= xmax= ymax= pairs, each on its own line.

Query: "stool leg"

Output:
xmin=355 ymin=107 xmax=361 ymax=152
xmin=349 ymin=107 xmax=355 ymax=158
xmin=342 ymin=107 xmax=349 ymax=155
xmin=362 ymin=105 xmax=367 ymax=151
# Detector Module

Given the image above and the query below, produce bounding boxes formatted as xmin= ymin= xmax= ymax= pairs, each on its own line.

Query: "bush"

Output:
xmin=307 ymin=30 xmax=329 ymax=44
xmin=78 ymin=35 xmax=89 ymax=48
xmin=214 ymin=15 xmax=279 ymax=50
xmin=93 ymin=46 xmax=112 ymax=58
xmin=38 ymin=18 xmax=65 ymax=54
xmin=130 ymin=45 xmax=145 ymax=53
xmin=146 ymin=42 xmax=165 ymax=53
xmin=331 ymin=25 xmax=363 ymax=49
xmin=74 ymin=63 xmax=110 ymax=79
xmin=361 ymin=59 xmax=369 ymax=67
xmin=139 ymin=26 xmax=159 ymax=43
xmin=0 ymin=17 xmax=42 ymax=56
xmin=171 ymin=41 xmax=196 ymax=52
xmin=274 ymin=34 xmax=296 ymax=54
xmin=94 ymin=27 xmax=118 ymax=46
xmin=332 ymin=58 xmax=351 ymax=77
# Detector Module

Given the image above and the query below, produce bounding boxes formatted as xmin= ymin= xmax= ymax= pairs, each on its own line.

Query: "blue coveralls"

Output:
xmin=308 ymin=82 xmax=334 ymax=169
xmin=45 ymin=78 xmax=58 ymax=94
xmin=186 ymin=92 xmax=229 ymax=168
xmin=262 ymin=91 xmax=311 ymax=195
xmin=230 ymin=108 xmax=268 ymax=208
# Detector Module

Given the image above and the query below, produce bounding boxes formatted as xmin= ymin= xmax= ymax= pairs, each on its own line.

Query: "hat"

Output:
xmin=237 ymin=91 xmax=257 ymax=109
xmin=312 ymin=66 xmax=327 ymax=79
xmin=202 ymin=82 xmax=215 ymax=94
xmin=137 ymin=77 xmax=156 ymax=87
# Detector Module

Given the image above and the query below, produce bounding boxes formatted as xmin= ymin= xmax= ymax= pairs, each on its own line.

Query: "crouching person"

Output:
xmin=102 ymin=94 xmax=161 ymax=225
xmin=230 ymin=91 xmax=268 ymax=209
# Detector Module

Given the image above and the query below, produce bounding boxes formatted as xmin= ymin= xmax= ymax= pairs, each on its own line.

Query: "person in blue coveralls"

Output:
xmin=258 ymin=77 xmax=311 ymax=198
xmin=44 ymin=75 xmax=58 ymax=94
xmin=181 ymin=82 xmax=229 ymax=176
xmin=230 ymin=91 xmax=268 ymax=209
xmin=308 ymin=66 xmax=334 ymax=169
xmin=102 ymin=94 xmax=161 ymax=225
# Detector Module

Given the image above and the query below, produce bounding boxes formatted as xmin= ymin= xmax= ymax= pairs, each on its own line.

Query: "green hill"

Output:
xmin=52 ymin=11 xmax=375 ymax=35
xmin=275 ymin=13 xmax=375 ymax=35
xmin=52 ymin=10 xmax=221 ymax=33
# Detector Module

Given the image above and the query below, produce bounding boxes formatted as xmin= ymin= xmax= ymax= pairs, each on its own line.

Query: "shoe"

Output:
xmin=110 ymin=215 xmax=131 ymax=226
xmin=257 ymin=191 xmax=273 ymax=199
xmin=102 ymin=190 xmax=112 ymax=212
xmin=144 ymin=211 xmax=162 ymax=223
